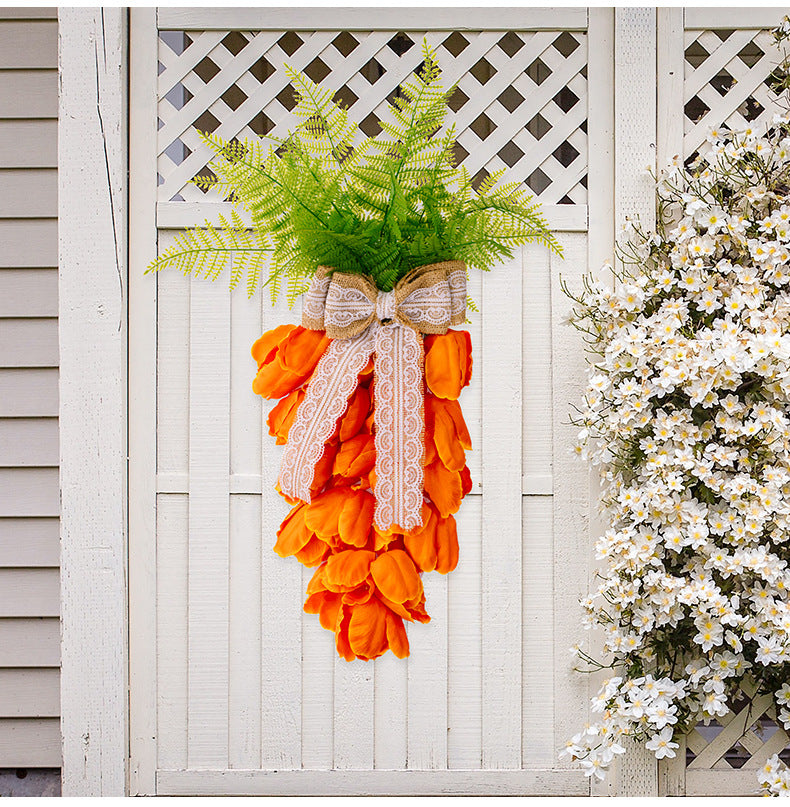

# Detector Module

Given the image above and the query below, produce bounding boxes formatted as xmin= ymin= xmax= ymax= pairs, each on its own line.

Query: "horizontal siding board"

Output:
xmin=0 ymin=518 xmax=59 ymax=566
xmin=0 ymin=418 xmax=58 ymax=466
xmin=0 ymin=618 xmax=59 ymax=666
xmin=0 ymin=318 xmax=58 ymax=367
xmin=0 ymin=668 xmax=59 ymax=716
xmin=0 ymin=269 xmax=58 ymax=317
xmin=0 ymin=220 xmax=57 ymax=267
xmin=0 ymin=568 xmax=59 ymax=616
xmin=0 ymin=9 xmax=58 ymax=20
xmin=0 ymin=467 xmax=59 ymax=517
xmin=0 ymin=121 xmax=57 ymax=167
xmin=0 ymin=169 xmax=57 ymax=217
xmin=0 ymin=718 xmax=60 ymax=766
xmin=0 ymin=21 xmax=57 ymax=67
xmin=0 ymin=368 xmax=58 ymax=416
xmin=0 ymin=70 xmax=58 ymax=118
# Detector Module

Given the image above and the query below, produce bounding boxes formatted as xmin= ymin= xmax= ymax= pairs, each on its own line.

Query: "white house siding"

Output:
xmin=0 ymin=7 xmax=61 ymax=768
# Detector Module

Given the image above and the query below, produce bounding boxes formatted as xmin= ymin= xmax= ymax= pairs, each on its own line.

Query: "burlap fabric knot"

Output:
xmin=279 ymin=260 xmax=467 ymax=531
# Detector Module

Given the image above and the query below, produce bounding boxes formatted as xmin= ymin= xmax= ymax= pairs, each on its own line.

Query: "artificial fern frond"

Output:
xmin=145 ymin=211 xmax=271 ymax=297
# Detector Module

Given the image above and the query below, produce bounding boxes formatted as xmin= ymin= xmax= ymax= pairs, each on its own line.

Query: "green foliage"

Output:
xmin=147 ymin=40 xmax=561 ymax=301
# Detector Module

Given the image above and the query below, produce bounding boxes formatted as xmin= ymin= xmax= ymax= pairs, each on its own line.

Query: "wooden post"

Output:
xmin=612 ymin=5 xmax=658 ymax=796
xmin=59 ymin=7 xmax=128 ymax=796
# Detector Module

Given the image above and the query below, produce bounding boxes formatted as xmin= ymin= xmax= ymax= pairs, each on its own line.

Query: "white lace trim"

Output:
xmin=278 ymin=327 xmax=376 ymax=500
xmin=373 ymin=323 xmax=424 ymax=531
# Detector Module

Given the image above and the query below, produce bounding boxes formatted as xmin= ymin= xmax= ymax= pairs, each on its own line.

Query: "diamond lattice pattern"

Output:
xmin=683 ymin=27 xmax=786 ymax=160
xmin=156 ymin=29 xmax=588 ymax=205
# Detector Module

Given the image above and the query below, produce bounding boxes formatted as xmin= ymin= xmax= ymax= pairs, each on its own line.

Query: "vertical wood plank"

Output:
xmin=447 ymin=265 xmax=483 ymax=770
xmin=521 ymin=243 xmax=554 ymax=768
xmin=373 ymin=653 xmax=407 ymax=770
xmin=259 ymin=297 xmax=302 ymax=769
xmin=301 ymin=563 xmax=334 ymax=770
xmin=584 ymin=9 xmax=616 ymax=796
xmin=407 ymin=576 xmax=448 ymax=770
xmin=657 ymin=8 xmax=685 ymax=174
xmin=59 ymin=7 xmax=128 ymax=796
xmin=334 ymin=659 xmax=374 ymax=769
xmin=481 ymin=252 xmax=523 ymax=769
xmin=187 ymin=279 xmax=230 ymax=768
xmin=612 ymin=7 xmax=659 ymax=796
xmin=550 ymin=236 xmax=590 ymax=766
xmin=228 ymin=279 xmax=263 ymax=769
xmin=156 ymin=494 xmax=189 ymax=770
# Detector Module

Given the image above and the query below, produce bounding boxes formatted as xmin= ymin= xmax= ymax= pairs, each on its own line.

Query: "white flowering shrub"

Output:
xmin=563 ymin=25 xmax=790 ymax=793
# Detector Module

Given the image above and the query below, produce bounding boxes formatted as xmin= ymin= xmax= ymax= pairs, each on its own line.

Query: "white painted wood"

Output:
xmin=59 ymin=7 xmax=128 ymax=797
xmin=0 ymin=668 xmax=60 ymax=717
xmin=0 ymin=70 xmax=58 ymax=118
xmin=0 ymin=518 xmax=59 ymax=566
xmin=156 ymin=201 xmax=588 ymax=234
xmin=158 ymin=7 xmax=588 ymax=31
xmin=0 ymin=418 xmax=58 ymax=466
xmin=0 ymin=121 xmax=58 ymax=168
xmin=0 ymin=718 xmax=60 ymax=767
xmin=0 ymin=169 xmax=57 ymax=217
xmin=128 ymin=7 xmax=161 ymax=795
xmin=481 ymin=251 xmax=522 ymax=769
xmin=0 ymin=8 xmax=57 ymax=19
xmin=157 ymin=768 xmax=589 ymax=795
xmin=0 ymin=369 xmax=58 ymax=416
xmin=0 ymin=20 xmax=57 ymax=67
xmin=0 ymin=220 xmax=57 ymax=267
xmin=259 ymin=294 xmax=302 ymax=771
xmin=155 ymin=494 xmax=189 ymax=772
xmin=0 ymin=618 xmax=59 ymax=666
xmin=0 ymin=467 xmax=58 ymax=517
xmin=0 ymin=318 xmax=58 ymax=367
xmin=684 ymin=7 xmax=787 ymax=29
xmin=657 ymin=9 xmax=684 ymax=171
xmin=187 ymin=277 xmax=231 ymax=769
xmin=0 ymin=269 xmax=58 ymax=317
xmin=334 ymin=656 xmax=374 ymax=769
xmin=0 ymin=568 xmax=59 ymax=616
xmin=612 ymin=8 xmax=659 ymax=796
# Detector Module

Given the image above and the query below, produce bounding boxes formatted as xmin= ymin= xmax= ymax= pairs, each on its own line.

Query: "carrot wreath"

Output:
xmin=148 ymin=42 xmax=559 ymax=660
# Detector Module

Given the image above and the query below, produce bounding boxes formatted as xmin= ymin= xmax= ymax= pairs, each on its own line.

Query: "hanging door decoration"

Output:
xmin=149 ymin=42 xmax=560 ymax=660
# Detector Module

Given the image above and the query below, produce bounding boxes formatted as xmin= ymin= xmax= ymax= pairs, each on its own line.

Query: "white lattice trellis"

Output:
xmin=156 ymin=28 xmax=589 ymax=206
xmin=683 ymin=27 xmax=785 ymax=159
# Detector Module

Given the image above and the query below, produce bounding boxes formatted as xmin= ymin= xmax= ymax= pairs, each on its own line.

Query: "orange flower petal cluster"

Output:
xmin=253 ymin=326 xmax=474 ymax=661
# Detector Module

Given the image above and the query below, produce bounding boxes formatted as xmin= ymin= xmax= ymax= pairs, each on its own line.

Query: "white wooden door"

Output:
xmin=128 ymin=7 xmax=612 ymax=795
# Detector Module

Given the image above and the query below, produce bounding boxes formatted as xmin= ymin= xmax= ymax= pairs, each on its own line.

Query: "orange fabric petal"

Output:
xmin=304 ymin=590 xmax=343 ymax=632
xmin=324 ymin=549 xmax=375 ymax=591
xmin=435 ymin=514 xmax=459 ymax=574
xmin=385 ymin=611 xmax=410 ymax=659
xmin=267 ymin=389 xmax=304 ymax=445
xmin=424 ymin=330 xmax=472 ymax=400
xmin=251 ymin=323 xmax=295 ymax=366
xmin=334 ymin=433 xmax=376 ymax=479
xmin=335 ymin=607 xmax=355 ymax=661
xmin=252 ymin=361 xmax=303 ymax=399
xmin=294 ymin=535 xmax=330 ymax=567
xmin=432 ymin=399 xmax=466 ymax=472
xmin=443 ymin=397 xmax=472 ymax=450
xmin=273 ymin=503 xmax=312 ymax=557
xmin=338 ymin=489 xmax=375 ymax=548
xmin=423 ymin=458 xmax=463 ymax=518
xmin=339 ymin=386 xmax=371 ymax=442
xmin=370 ymin=549 xmax=422 ymax=604
xmin=403 ymin=502 xmax=439 ymax=573
xmin=305 ymin=487 xmax=351 ymax=538
xmin=348 ymin=600 xmax=389 ymax=660
xmin=375 ymin=591 xmax=414 ymax=621
xmin=306 ymin=564 xmax=327 ymax=596
xmin=460 ymin=465 xmax=473 ymax=498
xmin=342 ymin=579 xmax=374 ymax=606
xmin=278 ymin=326 xmax=330 ymax=378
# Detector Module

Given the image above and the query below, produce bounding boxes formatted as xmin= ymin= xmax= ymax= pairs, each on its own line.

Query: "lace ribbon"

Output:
xmin=279 ymin=261 xmax=467 ymax=532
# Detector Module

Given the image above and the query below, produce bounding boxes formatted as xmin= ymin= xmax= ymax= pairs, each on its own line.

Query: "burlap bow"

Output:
xmin=279 ymin=260 xmax=467 ymax=531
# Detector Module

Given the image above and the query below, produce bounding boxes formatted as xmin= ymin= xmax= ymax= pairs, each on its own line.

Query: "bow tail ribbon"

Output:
xmin=278 ymin=322 xmax=425 ymax=532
